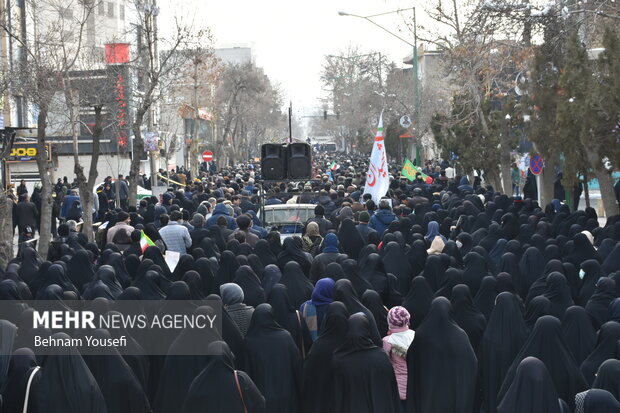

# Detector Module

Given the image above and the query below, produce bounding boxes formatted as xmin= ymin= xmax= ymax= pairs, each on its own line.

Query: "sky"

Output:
xmin=158 ymin=0 xmax=425 ymax=118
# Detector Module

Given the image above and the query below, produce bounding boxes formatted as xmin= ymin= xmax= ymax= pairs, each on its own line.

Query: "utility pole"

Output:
xmin=288 ymin=101 xmax=292 ymax=143
xmin=147 ymin=0 xmax=159 ymax=189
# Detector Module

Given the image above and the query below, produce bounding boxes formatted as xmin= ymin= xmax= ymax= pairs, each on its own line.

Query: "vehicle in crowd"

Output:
xmin=260 ymin=203 xmax=315 ymax=241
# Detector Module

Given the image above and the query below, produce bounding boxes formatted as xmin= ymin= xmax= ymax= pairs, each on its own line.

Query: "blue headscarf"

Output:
xmin=323 ymin=233 xmax=339 ymax=253
xmin=311 ymin=277 xmax=335 ymax=306
xmin=551 ymin=199 xmax=562 ymax=213
xmin=425 ymin=221 xmax=447 ymax=243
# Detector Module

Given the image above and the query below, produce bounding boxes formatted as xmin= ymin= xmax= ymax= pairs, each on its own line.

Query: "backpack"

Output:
xmin=67 ymin=200 xmax=83 ymax=221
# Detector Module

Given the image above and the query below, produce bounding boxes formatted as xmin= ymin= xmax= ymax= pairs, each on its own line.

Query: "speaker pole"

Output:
xmin=288 ymin=101 xmax=293 ymax=144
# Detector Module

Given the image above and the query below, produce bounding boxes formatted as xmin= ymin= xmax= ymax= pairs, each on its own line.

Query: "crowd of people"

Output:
xmin=1 ymin=153 xmax=620 ymax=413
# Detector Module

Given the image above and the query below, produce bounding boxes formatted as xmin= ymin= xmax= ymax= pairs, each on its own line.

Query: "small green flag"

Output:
xmin=401 ymin=159 xmax=427 ymax=181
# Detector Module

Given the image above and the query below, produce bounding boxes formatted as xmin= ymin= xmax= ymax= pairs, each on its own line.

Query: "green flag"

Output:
xmin=401 ymin=158 xmax=417 ymax=181
xmin=401 ymin=159 xmax=428 ymax=181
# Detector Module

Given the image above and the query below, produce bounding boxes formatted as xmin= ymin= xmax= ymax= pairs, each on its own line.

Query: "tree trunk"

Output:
xmin=129 ymin=109 xmax=147 ymax=207
xmin=539 ymin=152 xmax=559 ymax=207
xmin=592 ymin=166 xmax=620 ymax=218
xmin=35 ymin=101 xmax=53 ymax=259
xmin=75 ymin=106 xmax=103 ymax=241
xmin=500 ymin=119 xmax=512 ymax=195
xmin=0 ymin=190 xmax=14 ymax=269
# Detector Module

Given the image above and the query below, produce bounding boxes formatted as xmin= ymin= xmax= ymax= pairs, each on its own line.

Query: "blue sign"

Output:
xmin=529 ymin=154 xmax=544 ymax=175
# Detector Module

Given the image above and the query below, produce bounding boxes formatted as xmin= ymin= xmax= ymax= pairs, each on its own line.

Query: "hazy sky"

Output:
xmin=158 ymin=0 xmax=424 ymax=117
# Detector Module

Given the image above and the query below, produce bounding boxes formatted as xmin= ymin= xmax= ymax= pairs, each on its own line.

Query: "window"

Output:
xmin=119 ymin=4 xmax=125 ymax=20
xmin=107 ymin=1 xmax=115 ymax=18
xmin=98 ymin=1 xmax=104 ymax=15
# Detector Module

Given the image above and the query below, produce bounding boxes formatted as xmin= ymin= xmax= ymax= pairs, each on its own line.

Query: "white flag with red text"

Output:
xmin=363 ymin=113 xmax=390 ymax=204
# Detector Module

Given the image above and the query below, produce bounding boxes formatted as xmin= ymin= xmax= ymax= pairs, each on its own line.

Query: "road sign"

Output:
xmin=202 ymin=150 xmax=213 ymax=162
xmin=529 ymin=154 xmax=544 ymax=175
xmin=400 ymin=115 xmax=412 ymax=128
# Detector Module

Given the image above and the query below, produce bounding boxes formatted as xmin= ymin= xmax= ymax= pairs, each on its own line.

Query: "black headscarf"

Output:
xmin=39 ymin=332 xmax=107 ymax=413
xmin=337 ymin=218 xmax=365 ymax=260
xmin=578 ymin=259 xmax=607 ymax=306
xmin=361 ymin=289 xmax=389 ymax=338
xmin=602 ymin=242 xmax=620 ymax=274
xmin=261 ymin=264 xmax=282 ymax=298
xmin=406 ymin=297 xmax=478 ymax=413
xmin=107 ymin=252 xmax=131 ymax=288
xmin=244 ymin=303 xmax=302 ymax=413
xmin=518 ymin=247 xmax=546 ymax=298
xmin=182 ymin=270 xmax=206 ymax=301
xmin=382 ymin=241 xmax=413 ymax=295
xmin=255 ymin=239 xmax=278 ymax=267
xmin=332 ymin=279 xmax=382 ymax=347
xmin=562 ymin=306 xmax=597 ymax=366
xmin=450 ymin=284 xmax=486 ymax=353
xmin=405 ymin=239 xmax=428 ymax=278
xmin=359 ymin=253 xmax=389 ymax=296
xmin=301 ymin=301 xmax=349 ymax=413
xmin=474 ymin=275 xmax=498 ymax=320
xmin=580 ymin=321 xmax=620 ymax=386
xmin=17 ymin=247 xmax=41 ymax=285
xmin=215 ymin=251 xmax=241 ymax=291
xmin=592 ymin=359 xmax=620 ymax=402
xmin=154 ymin=306 xmax=222 ymax=413
xmin=66 ymin=249 xmax=95 ymax=293
xmin=461 ymin=251 xmax=490 ymax=297
xmin=268 ymin=283 xmax=311 ymax=356
xmin=172 ymin=254 xmax=195 ymax=281
xmin=2 ymin=347 xmax=43 ymax=413
xmin=497 ymin=356 xmax=563 ymax=413
xmin=181 ymin=341 xmax=265 ymax=413
xmin=277 ymin=237 xmax=312 ymax=276
xmin=544 ymin=272 xmax=575 ymax=319
xmin=579 ymin=388 xmax=620 ymax=412
xmin=199 ymin=237 xmax=221 ymax=261
xmin=195 ymin=257 xmax=216 ymax=296
xmin=402 ymin=276 xmax=435 ymax=329
xmin=566 ymin=233 xmax=601 ymax=268
xmin=419 ymin=254 xmax=448 ymax=292
xmin=280 ymin=261 xmax=313 ymax=309
xmin=206 ymin=294 xmax=247 ymax=372
xmin=82 ymin=329 xmax=151 ymax=413
xmin=497 ymin=316 xmax=587 ymax=410
xmin=332 ymin=313 xmax=401 ymax=413
xmin=481 ymin=292 xmax=529 ymax=413
xmin=585 ymin=277 xmax=617 ymax=329
xmin=142 ymin=245 xmax=172 ymax=279
xmin=524 ymin=295 xmax=552 ymax=329
xmin=233 ymin=266 xmax=266 ymax=308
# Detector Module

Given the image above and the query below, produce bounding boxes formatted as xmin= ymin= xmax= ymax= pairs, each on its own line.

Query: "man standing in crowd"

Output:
xmin=106 ymin=211 xmax=134 ymax=248
xmin=159 ymin=210 xmax=192 ymax=254
xmin=15 ymin=193 xmax=38 ymax=243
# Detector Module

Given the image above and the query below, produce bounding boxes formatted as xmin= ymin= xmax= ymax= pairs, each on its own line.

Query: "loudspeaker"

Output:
xmin=287 ymin=143 xmax=312 ymax=179
xmin=261 ymin=144 xmax=286 ymax=180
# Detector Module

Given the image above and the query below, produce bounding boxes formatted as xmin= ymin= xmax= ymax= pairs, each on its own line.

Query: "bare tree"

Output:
xmin=214 ymin=63 xmax=286 ymax=166
xmin=126 ymin=0 xmax=209 ymax=205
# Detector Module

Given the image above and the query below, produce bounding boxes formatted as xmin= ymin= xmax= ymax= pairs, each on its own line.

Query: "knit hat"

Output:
xmin=387 ymin=306 xmax=410 ymax=330
xmin=359 ymin=211 xmax=370 ymax=223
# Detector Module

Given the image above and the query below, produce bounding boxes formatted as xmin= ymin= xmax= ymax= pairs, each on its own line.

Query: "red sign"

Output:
xmin=202 ymin=151 xmax=213 ymax=162
xmin=105 ymin=43 xmax=130 ymax=64
xmin=115 ymin=73 xmax=128 ymax=148
xmin=529 ymin=154 xmax=544 ymax=175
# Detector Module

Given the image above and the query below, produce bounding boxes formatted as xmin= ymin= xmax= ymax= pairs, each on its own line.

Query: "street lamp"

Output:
xmin=338 ymin=7 xmax=421 ymax=164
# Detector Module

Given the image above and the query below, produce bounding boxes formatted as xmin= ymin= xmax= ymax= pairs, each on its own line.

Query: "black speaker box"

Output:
xmin=261 ymin=144 xmax=286 ymax=180
xmin=287 ymin=143 xmax=312 ymax=179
